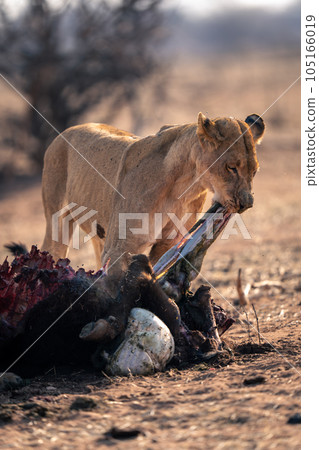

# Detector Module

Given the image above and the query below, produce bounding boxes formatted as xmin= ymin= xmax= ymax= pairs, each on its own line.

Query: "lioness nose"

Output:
xmin=239 ymin=193 xmax=254 ymax=212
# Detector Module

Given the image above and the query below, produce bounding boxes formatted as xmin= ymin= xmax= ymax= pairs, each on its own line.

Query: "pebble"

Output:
xmin=287 ymin=413 xmax=301 ymax=424
xmin=243 ymin=375 xmax=267 ymax=386
xmin=70 ymin=396 xmax=98 ymax=411
xmin=104 ymin=426 xmax=143 ymax=440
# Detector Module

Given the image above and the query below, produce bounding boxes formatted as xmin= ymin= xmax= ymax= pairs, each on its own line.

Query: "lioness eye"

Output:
xmin=227 ymin=166 xmax=238 ymax=174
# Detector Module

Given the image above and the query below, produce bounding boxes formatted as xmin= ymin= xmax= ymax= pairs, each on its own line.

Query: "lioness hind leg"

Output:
xmin=42 ymin=210 xmax=74 ymax=261
xmin=41 ymin=142 xmax=71 ymax=261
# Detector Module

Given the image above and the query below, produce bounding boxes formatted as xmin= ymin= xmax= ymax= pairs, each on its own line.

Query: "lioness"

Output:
xmin=42 ymin=113 xmax=265 ymax=297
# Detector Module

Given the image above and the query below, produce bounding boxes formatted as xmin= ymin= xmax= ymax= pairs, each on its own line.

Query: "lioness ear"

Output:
xmin=197 ymin=112 xmax=225 ymax=145
xmin=245 ymin=114 xmax=265 ymax=144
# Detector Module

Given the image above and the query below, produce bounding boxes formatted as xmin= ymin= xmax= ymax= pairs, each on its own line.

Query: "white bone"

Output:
xmin=105 ymin=308 xmax=174 ymax=376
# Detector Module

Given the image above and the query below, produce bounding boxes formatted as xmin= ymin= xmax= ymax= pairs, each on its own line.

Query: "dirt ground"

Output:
xmin=0 ymin=52 xmax=300 ymax=448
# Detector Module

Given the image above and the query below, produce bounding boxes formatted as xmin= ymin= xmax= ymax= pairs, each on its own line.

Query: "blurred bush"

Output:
xmin=0 ymin=0 xmax=163 ymax=170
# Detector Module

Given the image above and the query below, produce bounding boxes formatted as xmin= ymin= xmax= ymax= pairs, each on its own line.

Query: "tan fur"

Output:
xmin=42 ymin=113 xmax=264 ymax=297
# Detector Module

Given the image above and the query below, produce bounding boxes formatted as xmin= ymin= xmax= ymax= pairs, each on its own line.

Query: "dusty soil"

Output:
xmin=0 ymin=335 xmax=300 ymax=449
xmin=0 ymin=52 xmax=300 ymax=448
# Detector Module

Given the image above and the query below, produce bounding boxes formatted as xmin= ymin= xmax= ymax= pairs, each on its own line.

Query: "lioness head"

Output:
xmin=196 ymin=112 xmax=265 ymax=213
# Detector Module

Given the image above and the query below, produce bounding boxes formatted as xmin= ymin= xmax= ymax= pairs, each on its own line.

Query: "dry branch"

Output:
xmin=243 ymin=309 xmax=251 ymax=342
xmin=236 ymin=268 xmax=250 ymax=307
xmin=252 ymin=303 xmax=262 ymax=345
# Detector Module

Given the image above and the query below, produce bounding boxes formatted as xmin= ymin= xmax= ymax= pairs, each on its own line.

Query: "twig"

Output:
xmin=237 ymin=268 xmax=250 ymax=307
xmin=101 ymin=371 xmax=113 ymax=384
xmin=252 ymin=303 xmax=261 ymax=345
xmin=243 ymin=309 xmax=251 ymax=342
xmin=253 ymin=280 xmax=283 ymax=289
